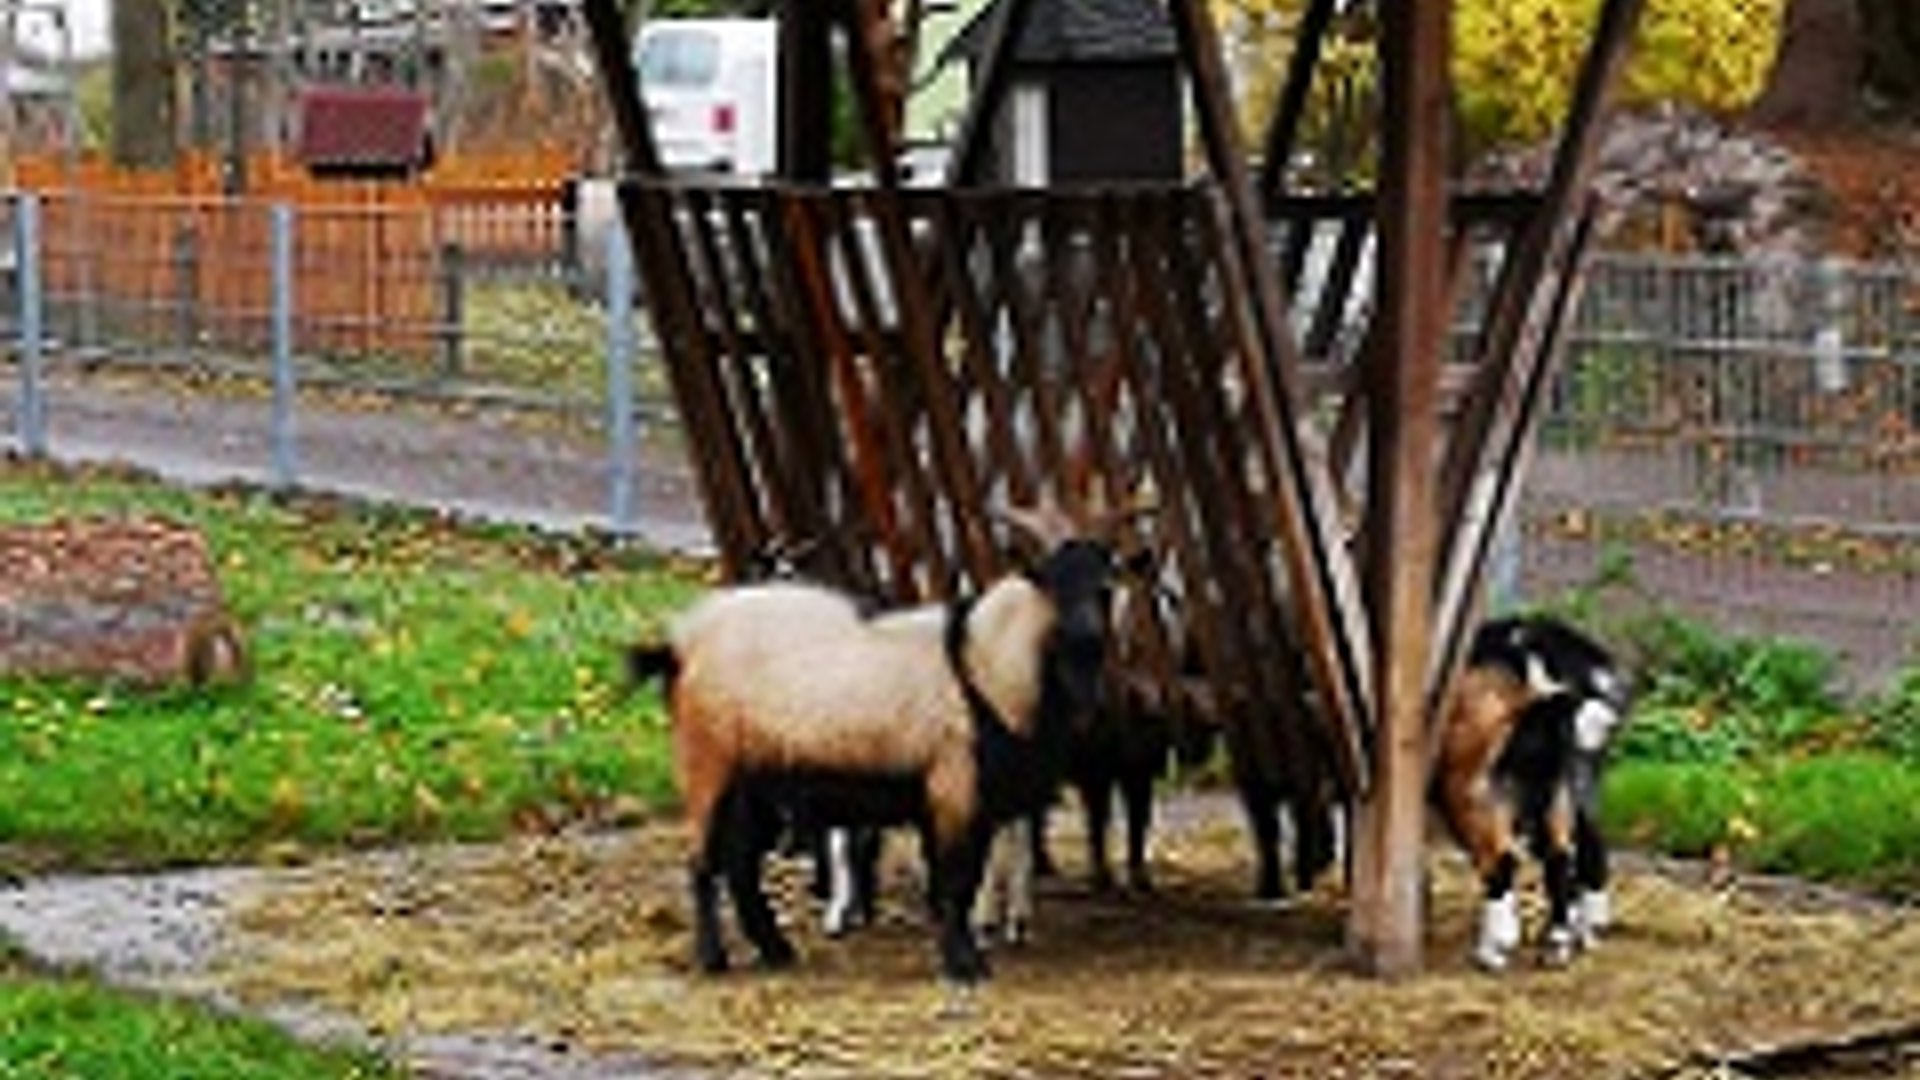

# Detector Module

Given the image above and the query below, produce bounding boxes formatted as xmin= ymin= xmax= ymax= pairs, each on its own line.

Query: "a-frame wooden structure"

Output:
xmin=582 ymin=0 xmax=1645 ymax=975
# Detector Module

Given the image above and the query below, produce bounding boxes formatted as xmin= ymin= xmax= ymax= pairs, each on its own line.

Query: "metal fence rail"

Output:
xmin=2 ymin=191 xmax=1915 ymax=685
xmin=1516 ymin=252 xmax=1919 ymax=687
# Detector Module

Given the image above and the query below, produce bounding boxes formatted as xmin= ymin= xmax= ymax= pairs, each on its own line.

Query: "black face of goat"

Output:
xmin=1027 ymin=538 xmax=1121 ymax=725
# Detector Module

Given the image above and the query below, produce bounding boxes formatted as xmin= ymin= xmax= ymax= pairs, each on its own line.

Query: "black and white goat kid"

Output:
xmin=1434 ymin=614 xmax=1628 ymax=971
xmin=630 ymin=502 xmax=1142 ymax=983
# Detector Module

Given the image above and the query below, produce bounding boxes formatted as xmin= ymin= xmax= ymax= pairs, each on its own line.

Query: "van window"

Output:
xmin=638 ymin=29 xmax=721 ymax=88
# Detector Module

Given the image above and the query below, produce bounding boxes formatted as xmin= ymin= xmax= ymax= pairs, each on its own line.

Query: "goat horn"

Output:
xmin=1089 ymin=495 xmax=1158 ymax=541
xmin=991 ymin=500 xmax=1075 ymax=551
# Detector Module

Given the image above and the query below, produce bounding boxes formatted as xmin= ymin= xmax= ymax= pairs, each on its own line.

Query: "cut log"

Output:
xmin=0 ymin=517 xmax=248 ymax=687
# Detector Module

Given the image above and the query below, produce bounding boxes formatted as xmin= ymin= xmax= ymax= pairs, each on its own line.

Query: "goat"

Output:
xmin=631 ymin=501 xmax=1142 ymax=982
xmin=1434 ymin=613 xmax=1628 ymax=971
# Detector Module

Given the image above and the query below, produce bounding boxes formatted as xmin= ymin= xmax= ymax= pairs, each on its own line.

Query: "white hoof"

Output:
xmin=1003 ymin=917 xmax=1029 ymax=947
xmin=1474 ymin=895 xmax=1520 ymax=972
xmin=1541 ymin=925 xmax=1577 ymax=968
xmin=1574 ymin=889 xmax=1612 ymax=946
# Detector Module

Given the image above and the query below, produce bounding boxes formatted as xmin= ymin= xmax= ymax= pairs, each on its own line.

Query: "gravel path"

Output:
xmin=0 ymin=861 xmax=703 ymax=1079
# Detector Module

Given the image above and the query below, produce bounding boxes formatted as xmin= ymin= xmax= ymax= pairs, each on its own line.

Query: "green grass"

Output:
xmin=0 ymin=945 xmax=399 ymax=1079
xmin=1601 ymin=754 xmax=1920 ymax=895
xmin=0 ymin=459 xmax=703 ymax=874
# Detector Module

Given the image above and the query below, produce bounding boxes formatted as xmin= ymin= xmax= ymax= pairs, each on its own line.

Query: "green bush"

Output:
xmin=1607 ymin=614 xmax=1852 ymax=764
xmin=1747 ymin=755 xmax=1920 ymax=890
xmin=1598 ymin=760 xmax=1750 ymax=857
xmin=1600 ymin=756 xmax=1920 ymax=896
xmin=1864 ymin=666 xmax=1920 ymax=762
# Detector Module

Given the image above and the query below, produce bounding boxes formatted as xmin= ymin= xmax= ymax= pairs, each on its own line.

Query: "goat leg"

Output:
xmin=690 ymin=859 xmax=729 ymax=973
xmin=721 ymin=793 xmax=795 ymax=969
xmin=1240 ymin=778 xmax=1286 ymax=901
xmin=934 ymin=830 xmax=992 ymax=983
xmin=1572 ymin=808 xmax=1612 ymax=945
xmin=1121 ymin=764 xmax=1155 ymax=892
xmin=1081 ymin=775 xmax=1117 ymax=892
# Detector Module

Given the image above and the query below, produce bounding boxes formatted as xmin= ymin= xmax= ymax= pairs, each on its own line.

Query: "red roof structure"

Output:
xmin=294 ymin=85 xmax=434 ymax=177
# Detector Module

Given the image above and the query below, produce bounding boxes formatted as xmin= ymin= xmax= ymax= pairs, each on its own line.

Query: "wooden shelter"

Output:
xmin=582 ymin=0 xmax=1645 ymax=975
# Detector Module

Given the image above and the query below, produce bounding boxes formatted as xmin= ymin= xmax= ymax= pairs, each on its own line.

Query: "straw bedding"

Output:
xmin=210 ymin=796 xmax=1920 ymax=1079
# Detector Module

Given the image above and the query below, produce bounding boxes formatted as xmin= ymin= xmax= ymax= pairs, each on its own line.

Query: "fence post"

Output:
xmin=15 ymin=194 xmax=46 ymax=458
xmin=605 ymin=213 xmax=638 ymax=534
xmin=438 ymin=242 xmax=465 ymax=380
xmin=270 ymin=203 xmax=298 ymax=489
xmin=1812 ymin=255 xmax=1848 ymax=395
xmin=175 ymin=224 xmax=201 ymax=355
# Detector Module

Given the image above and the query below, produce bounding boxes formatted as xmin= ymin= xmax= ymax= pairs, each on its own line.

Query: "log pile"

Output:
xmin=0 ymin=517 xmax=247 ymax=687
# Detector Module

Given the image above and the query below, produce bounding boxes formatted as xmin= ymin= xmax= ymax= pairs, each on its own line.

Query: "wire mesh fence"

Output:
xmin=1 ymin=190 xmax=1914 ymax=684
xmin=1515 ymin=252 xmax=1919 ymax=687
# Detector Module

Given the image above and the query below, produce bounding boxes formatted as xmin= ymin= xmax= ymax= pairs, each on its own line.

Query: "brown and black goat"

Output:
xmin=1434 ymin=614 xmax=1628 ymax=971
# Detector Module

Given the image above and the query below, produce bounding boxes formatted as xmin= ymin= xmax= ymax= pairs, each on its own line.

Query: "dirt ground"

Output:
xmin=202 ymin=794 xmax=1920 ymax=1080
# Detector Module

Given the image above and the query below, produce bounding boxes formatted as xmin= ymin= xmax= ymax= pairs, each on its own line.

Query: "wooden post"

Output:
xmin=780 ymin=1 xmax=833 ymax=181
xmin=1346 ymin=0 xmax=1450 ymax=978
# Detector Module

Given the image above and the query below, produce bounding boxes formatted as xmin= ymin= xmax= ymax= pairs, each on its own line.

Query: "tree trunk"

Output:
xmin=110 ymin=0 xmax=178 ymax=166
xmin=1748 ymin=0 xmax=1862 ymax=129
xmin=1857 ymin=0 xmax=1920 ymax=118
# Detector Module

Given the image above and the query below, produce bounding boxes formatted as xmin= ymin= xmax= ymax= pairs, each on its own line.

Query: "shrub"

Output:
xmin=1610 ymin=614 xmax=1851 ymax=763
xmin=1598 ymin=761 xmax=1749 ymax=858
xmin=1748 ymin=756 xmax=1920 ymax=891
xmin=1864 ymin=666 xmax=1920 ymax=762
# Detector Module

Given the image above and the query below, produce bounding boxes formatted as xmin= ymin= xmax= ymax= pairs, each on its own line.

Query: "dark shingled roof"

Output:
xmin=943 ymin=0 xmax=1178 ymax=67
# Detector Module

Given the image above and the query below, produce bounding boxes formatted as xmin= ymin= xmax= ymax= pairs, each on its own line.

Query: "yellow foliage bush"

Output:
xmin=1212 ymin=0 xmax=1787 ymax=166
xmin=1455 ymin=0 xmax=1787 ymax=150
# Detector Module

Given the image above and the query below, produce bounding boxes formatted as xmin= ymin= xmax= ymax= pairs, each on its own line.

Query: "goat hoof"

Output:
xmin=756 ymin=938 xmax=798 ymax=970
xmin=1541 ymin=928 xmax=1577 ymax=969
xmin=1472 ymin=944 xmax=1511 ymax=973
xmin=941 ymin=944 xmax=991 ymax=983
xmin=695 ymin=949 xmax=730 ymax=975
xmin=1126 ymin=870 xmax=1155 ymax=895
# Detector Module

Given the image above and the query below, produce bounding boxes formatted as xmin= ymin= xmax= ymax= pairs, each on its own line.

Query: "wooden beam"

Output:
xmin=1257 ymin=0 xmax=1337 ymax=203
xmin=841 ymin=0 xmax=903 ymax=188
xmin=947 ymin=0 xmax=1038 ymax=185
xmin=580 ymin=0 xmax=659 ymax=177
xmin=1428 ymin=0 xmax=1647 ymax=703
xmin=1345 ymin=0 xmax=1451 ymax=979
xmin=581 ymin=0 xmax=765 ymax=574
xmin=781 ymin=1 xmax=834 ymax=181
xmin=1168 ymin=0 xmax=1376 ymax=798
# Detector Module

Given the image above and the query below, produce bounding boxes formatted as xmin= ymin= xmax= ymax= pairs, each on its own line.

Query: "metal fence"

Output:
xmin=1 ymin=191 xmax=1915 ymax=685
xmin=0 ymin=190 xmax=701 ymax=549
xmin=1514 ymin=252 xmax=1919 ymax=688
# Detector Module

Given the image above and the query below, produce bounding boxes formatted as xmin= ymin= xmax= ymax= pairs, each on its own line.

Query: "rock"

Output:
xmin=0 ymin=517 xmax=248 ymax=687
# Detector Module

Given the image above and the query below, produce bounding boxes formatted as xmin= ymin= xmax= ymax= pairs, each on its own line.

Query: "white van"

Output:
xmin=635 ymin=18 xmax=779 ymax=176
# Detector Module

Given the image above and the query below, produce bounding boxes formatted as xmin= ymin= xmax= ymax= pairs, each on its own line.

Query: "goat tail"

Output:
xmin=625 ymin=642 xmax=680 ymax=697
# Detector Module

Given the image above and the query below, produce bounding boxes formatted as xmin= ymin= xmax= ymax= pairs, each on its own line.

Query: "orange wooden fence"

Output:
xmin=12 ymin=149 xmax=576 ymax=359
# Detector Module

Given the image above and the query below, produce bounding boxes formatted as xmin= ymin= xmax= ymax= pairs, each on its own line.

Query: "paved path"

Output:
xmin=3 ymin=366 xmax=715 ymax=553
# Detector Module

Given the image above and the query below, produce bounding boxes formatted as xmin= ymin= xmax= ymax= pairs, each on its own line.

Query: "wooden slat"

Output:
xmin=1429 ymin=0 xmax=1649 ymax=701
xmin=862 ymin=187 xmax=998 ymax=586
xmin=939 ymin=194 xmax=1042 ymax=510
xmin=823 ymin=193 xmax=951 ymax=600
xmin=683 ymin=186 xmax=793 ymax=556
xmin=1170 ymin=0 xmax=1377 ymax=797
xmin=1088 ymin=191 xmax=1246 ymax=747
xmin=1257 ymin=0 xmax=1339 ymax=202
